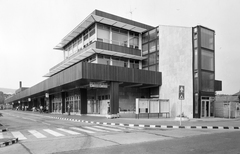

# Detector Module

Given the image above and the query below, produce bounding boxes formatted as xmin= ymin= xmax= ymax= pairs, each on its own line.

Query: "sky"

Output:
xmin=0 ymin=0 xmax=239 ymax=95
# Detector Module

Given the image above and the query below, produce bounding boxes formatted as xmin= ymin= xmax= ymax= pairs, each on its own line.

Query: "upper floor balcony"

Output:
xmin=44 ymin=41 xmax=145 ymax=77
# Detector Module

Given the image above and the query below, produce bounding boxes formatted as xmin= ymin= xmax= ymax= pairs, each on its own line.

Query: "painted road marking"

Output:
xmin=0 ymin=133 xmax=3 ymax=139
xmin=28 ymin=130 xmax=46 ymax=138
xmin=11 ymin=131 xmax=27 ymax=140
xmin=57 ymin=128 xmax=81 ymax=135
xmin=70 ymin=127 xmax=95 ymax=134
xmin=84 ymin=126 xmax=109 ymax=132
xmin=43 ymin=129 xmax=64 ymax=137
xmin=105 ymin=125 xmax=134 ymax=131
xmin=94 ymin=126 xmax=121 ymax=131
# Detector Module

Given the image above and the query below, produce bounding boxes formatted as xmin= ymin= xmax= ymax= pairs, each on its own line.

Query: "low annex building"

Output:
xmin=5 ymin=10 xmax=222 ymax=119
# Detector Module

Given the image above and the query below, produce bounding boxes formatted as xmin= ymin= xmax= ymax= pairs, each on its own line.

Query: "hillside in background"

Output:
xmin=0 ymin=87 xmax=16 ymax=94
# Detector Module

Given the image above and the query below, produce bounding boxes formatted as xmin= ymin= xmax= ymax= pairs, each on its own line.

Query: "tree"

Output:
xmin=0 ymin=91 xmax=4 ymax=104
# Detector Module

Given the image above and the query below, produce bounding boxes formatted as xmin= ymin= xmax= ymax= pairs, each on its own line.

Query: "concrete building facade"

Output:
xmin=5 ymin=10 xmax=222 ymax=118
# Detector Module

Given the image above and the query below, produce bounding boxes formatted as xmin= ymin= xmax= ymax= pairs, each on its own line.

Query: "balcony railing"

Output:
xmin=50 ymin=41 xmax=141 ymax=72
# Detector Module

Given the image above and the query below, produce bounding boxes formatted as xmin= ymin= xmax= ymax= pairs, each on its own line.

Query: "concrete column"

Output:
xmin=61 ymin=92 xmax=65 ymax=114
xmin=110 ymin=82 xmax=119 ymax=114
xmin=49 ymin=95 xmax=52 ymax=113
xmin=80 ymin=89 xmax=87 ymax=114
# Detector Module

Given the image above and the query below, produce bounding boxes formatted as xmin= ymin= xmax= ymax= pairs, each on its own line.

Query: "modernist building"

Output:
xmin=5 ymin=10 xmax=221 ymax=118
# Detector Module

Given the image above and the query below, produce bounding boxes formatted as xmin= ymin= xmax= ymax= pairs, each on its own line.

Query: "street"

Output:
xmin=0 ymin=110 xmax=240 ymax=154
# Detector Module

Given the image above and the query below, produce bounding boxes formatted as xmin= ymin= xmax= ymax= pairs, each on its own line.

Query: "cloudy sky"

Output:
xmin=0 ymin=0 xmax=239 ymax=94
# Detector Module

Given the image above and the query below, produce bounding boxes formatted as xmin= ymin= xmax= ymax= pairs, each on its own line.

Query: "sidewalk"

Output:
xmin=4 ymin=110 xmax=240 ymax=130
xmin=43 ymin=112 xmax=240 ymax=129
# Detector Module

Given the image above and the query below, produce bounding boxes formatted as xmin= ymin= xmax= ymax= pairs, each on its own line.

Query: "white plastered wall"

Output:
xmin=158 ymin=25 xmax=193 ymax=119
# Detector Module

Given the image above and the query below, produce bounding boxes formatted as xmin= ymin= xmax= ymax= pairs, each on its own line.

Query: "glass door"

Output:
xmin=201 ymin=97 xmax=211 ymax=118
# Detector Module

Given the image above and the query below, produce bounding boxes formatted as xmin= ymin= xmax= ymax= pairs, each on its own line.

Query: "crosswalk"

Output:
xmin=0 ymin=125 xmax=135 ymax=141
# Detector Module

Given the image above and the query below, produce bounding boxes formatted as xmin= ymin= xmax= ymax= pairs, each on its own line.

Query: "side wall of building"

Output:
xmin=158 ymin=25 xmax=193 ymax=118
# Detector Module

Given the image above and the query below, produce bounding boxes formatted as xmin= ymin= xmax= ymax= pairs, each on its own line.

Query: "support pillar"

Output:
xmin=80 ymin=89 xmax=87 ymax=114
xmin=110 ymin=82 xmax=119 ymax=115
xmin=61 ymin=92 xmax=65 ymax=114
xmin=49 ymin=95 xmax=52 ymax=113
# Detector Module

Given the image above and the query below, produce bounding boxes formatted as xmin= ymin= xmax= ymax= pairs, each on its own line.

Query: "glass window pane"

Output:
xmin=142 ymin=59 xmax=148 ymax=68
xmin=142 ymin=44 xmax=148 ymax=55
xmin=142 ymin=32 xmax=149 ymax=43
xmin=149 ymin=53 xmax=156 ymax=65
xmin=97 ymin=28 xmax=110 ymax=43
xmin=201 ymin=71 xmax=214 ymax=92
xmin=149 ymin=41 xmax=156 ymax=53
xmin=201 ymin=28 xmax=214 ymax=50
xmin=149 ymin=65 xmax=156 ymax=71
xmin=194 ymin=39 xmax=198 ymax=48
xmin=149 ymin=29 xmax=157 ymax=41
xmin=194 ymin=72 xmax=198 ymax=92
xmin=194 ymin=49 xmax=198 ymax=70
xmin=112 ymin=31 xmax=128 ymax=46
xmin=201 ymin=50 xmax=214 ymax=71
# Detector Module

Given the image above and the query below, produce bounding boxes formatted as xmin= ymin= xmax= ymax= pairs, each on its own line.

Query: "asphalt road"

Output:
xmin=0 ymin=110 xmax=239 ymax=154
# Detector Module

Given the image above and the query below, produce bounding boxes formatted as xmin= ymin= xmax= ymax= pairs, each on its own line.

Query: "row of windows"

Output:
xmin=142 ymin=27 xmax=159 ymax=72
xmin=98 ymin=95 xmax=110 ymax=100
xmin=142 ymin=28 xmax=159 ymax=43
xmin=97 ymin=23 xmax=139 ymax=49
xmin=64 ymin=24 xmax=96 ymax=58
xmin=64 ymin=23 xmax=141 ymax=59
xmin=193 ymin=27 xmax=215 ymax=93
xmin=83 ymin=54 xmax=140 ymax=69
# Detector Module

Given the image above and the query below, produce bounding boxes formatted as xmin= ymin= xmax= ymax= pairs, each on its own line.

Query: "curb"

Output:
xmin=0 ymin=138 xmax=18 ymax=148
xmin=48 ymin=116 xmax=240 ymax=130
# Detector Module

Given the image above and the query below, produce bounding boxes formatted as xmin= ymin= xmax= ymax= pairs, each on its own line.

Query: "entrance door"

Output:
xmin=201 ymin=97 xmax=211 ymax=118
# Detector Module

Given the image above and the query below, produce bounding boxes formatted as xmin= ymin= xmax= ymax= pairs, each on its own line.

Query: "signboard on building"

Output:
xmin=89 ymin=82 xmax=108 ymax=88
xmin=179 ymin=85 xmax=185 ymax=100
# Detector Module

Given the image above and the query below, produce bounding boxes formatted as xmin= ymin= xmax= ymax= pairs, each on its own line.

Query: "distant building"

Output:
xmin=5 ymin=10 xmax=222 ymax=118
xmin=215 ymin=93 xmax=240 ymax=118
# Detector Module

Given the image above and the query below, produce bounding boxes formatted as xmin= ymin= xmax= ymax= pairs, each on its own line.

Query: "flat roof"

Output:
xmin=54 ymin=10 xmax=154 ymax=50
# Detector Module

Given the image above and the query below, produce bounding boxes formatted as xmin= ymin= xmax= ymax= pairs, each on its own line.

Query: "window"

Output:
xmin=194 ymin=49 xmax=198 ymax=70
xmin=129 ymin=60 xmax=139 ymax=69
xmin=149 ymin=53 xmax=156 ymax=65
xmin=149 ymin=65 xmax=156 ymax=71
xmin=97 ymin=24 xmax=110 ymax=43
xmin=142 ymin=59 xmax=148 ymax=67
xmin=149 ymin=29 xmax=157 ymax=41
xmin=149 ymin=41 xmax=156 ymax=53
xmin=142 ymin=32 xmax=149 ymax=43
xmin=98 ymin=54 xmax=110 ymax=65
xmin=142 ymin=44 xmax=148 ymax=55
xmin=194 ymin=39 xmax=198 ymax=48
xmin=201 ymin=49 xmax=214 ymax=71
xmin=201 ymin=28 xmax=214 ymax=50
xmin=129 ymin=32 xmax=139 ymax=49
xmin=201 ymin=71 xmax=214 ymax=92
xmin=194 ymin=72 xmax=198 ymax=92
xmin=112 ymin=27 xmax=128 ymax=46
xmin=112 ymin=57 xmax=125 ymax=67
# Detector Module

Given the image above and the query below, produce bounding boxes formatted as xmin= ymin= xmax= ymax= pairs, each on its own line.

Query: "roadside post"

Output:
xmin=179 ymin=85 xmax=185 ymax=126
xmin=68 ymin=104 xmax=70 ymax=116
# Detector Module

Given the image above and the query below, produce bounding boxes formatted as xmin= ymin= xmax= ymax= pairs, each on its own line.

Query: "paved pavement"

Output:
xmin=6 ymin=110 xmax=240 ymax=129
xmin=2 ymin=110 xmax=240 ymax=130
xmin=46 ymin=113 xmax=240 ymax=129
xmin=1 ymin=110 xmax=240 ymax=148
